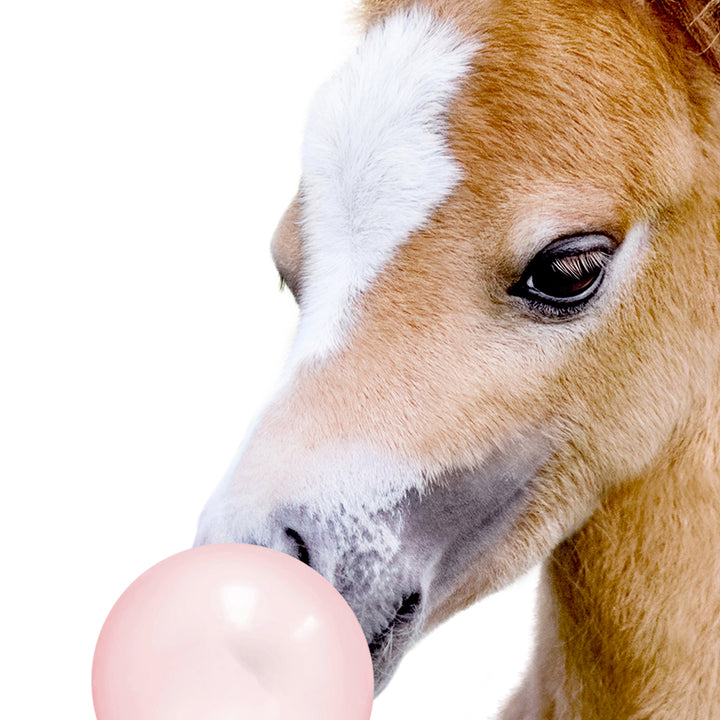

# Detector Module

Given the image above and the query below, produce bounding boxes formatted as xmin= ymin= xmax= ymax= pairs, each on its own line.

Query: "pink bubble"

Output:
xmin=92 ymin=544 xmax=374 ymax=720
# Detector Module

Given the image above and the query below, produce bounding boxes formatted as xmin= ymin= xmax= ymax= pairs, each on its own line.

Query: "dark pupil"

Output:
xmin=531 ymin=255 xmax=603 ymax=299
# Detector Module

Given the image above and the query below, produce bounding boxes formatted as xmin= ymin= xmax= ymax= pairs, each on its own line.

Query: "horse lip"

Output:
xmin=367 ymin=590 xmax=423 ymax=691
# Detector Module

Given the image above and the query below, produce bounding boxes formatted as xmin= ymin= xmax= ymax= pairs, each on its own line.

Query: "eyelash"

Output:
xmin=523 ymin=292 xmax=595 ymax=319
xmin=544 ymin=250 xmax=609 ymax=283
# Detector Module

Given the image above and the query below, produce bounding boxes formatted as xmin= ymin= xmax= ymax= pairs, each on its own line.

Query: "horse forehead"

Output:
xmin=290 ymin=8 xmax=479 ymax=366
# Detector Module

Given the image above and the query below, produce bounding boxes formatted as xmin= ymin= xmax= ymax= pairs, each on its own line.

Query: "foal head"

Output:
xmin=196 ymin=0 xmax=720 ymax=692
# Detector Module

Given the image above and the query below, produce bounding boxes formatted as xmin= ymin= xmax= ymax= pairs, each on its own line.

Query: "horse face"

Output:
xmin=196 ymin=0 xmax=701 ymax=690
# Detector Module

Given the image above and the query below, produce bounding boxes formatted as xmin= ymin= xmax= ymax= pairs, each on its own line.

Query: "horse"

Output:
xmin=195 ymin=0 xmax=720 ymax=716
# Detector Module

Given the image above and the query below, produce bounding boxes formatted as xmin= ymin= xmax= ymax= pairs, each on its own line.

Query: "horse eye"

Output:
xmin=527 ymin=249 xmax=609 ymax=298
xmin=510 ymin=235 xmax=616 ymax=315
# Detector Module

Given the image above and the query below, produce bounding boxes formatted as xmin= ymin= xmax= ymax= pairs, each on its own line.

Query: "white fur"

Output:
xmin=288 ymin=8 xmax=479 ymax=366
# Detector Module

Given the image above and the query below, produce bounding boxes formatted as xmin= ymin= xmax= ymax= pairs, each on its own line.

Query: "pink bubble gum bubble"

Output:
xmin=92 ymin=543 xmax=374 ymax=720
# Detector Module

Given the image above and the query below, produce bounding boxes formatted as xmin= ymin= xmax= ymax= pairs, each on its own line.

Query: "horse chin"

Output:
xmin=359 ymin=438 xmax=553 ymax=692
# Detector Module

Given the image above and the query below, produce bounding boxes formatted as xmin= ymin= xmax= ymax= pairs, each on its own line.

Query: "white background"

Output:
xmin=1 ymin=1 xmax=538 ymax=717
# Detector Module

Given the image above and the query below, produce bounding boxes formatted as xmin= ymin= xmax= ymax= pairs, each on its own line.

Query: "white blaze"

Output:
xmin=290 ymin=8 xmax=479 ymax=365
xmin=196 ymin=9 xmax=478 ymax=550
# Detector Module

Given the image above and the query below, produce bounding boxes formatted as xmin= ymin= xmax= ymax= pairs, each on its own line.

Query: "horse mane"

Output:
xmin=650 ymin=0 xmax=720 ymax=69
xmin=358 ymin=0 xmax=720 ymax=72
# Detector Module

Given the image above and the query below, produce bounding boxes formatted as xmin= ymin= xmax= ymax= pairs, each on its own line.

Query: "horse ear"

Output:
xmin=649 ymin=0 xmax=720 ymax=71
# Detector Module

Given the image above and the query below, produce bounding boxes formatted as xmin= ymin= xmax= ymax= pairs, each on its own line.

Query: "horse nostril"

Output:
xmin=284 ymin=528 xmax=311 ymax=567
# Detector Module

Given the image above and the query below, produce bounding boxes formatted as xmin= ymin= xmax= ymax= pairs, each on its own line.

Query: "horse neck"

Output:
xmin=515 ymin=395 xmax=720 ymax=719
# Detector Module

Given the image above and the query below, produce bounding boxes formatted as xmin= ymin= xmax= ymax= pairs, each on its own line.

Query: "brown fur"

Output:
xmin=267 ymin=0 xmax=720 ymax=715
